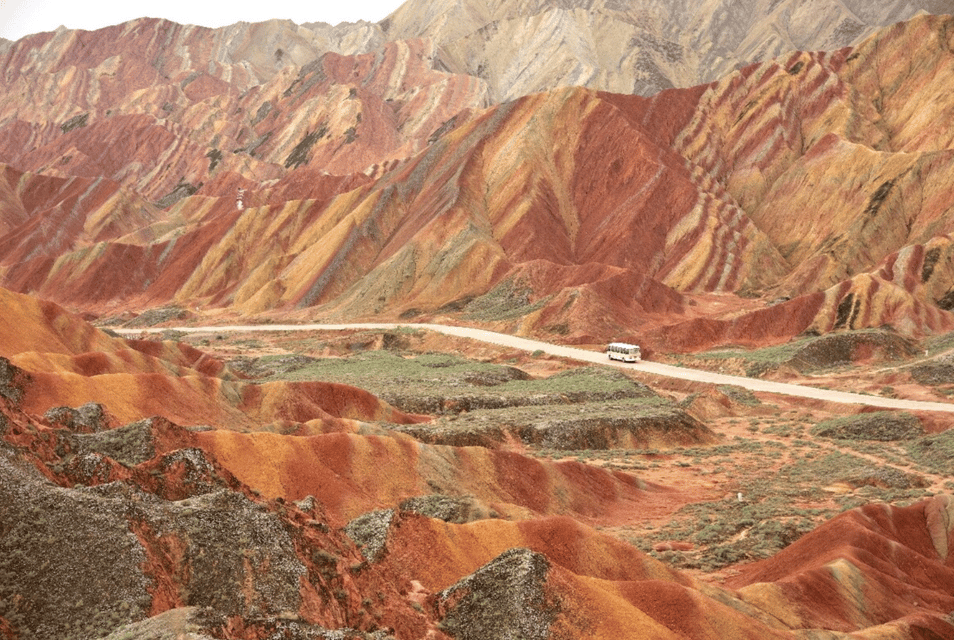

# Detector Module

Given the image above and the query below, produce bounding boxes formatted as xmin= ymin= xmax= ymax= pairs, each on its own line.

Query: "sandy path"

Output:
xmin=115 ymin=323 xmax=954 ymax=413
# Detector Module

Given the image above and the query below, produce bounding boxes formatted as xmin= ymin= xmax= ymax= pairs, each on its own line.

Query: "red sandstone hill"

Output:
xmin=0 ymin=19 xmax=485 ymax=201
xmin=3 ymin=10 xmax=954 ymax=639
xmin=1 ymin=16 xmax=954 ymax=351
xmin=1 ymin=285 xmax=954 ymax=639
xmin=0 ymin=286 xmax=424 ymax=430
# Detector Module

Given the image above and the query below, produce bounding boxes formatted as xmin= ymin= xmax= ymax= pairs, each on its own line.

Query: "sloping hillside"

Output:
xmin=384 ymin=0 xmax=953 ymax=100
xmin=0 ymin=10 xmax=954 ymax=351
xmin=2 ymin=285 xmax=954 ymax=639
xmin=0 ymin=286 xmax=424 ymax=429
xmin=3 ymin=15 xmax=954 ymax=351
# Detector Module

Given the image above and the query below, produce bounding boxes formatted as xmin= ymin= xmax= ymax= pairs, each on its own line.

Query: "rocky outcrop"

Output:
xmin=344 ymin=509 xmax=395 ymax=562
xmin=0 ymin=431 xmax=424 ymax=639
xmin=0 ymin=357 xmax=28 ymax=407
xmin=396 ymin=403 xmax=716 ymax=450
xmin=727 ymin=498 xmax=954 ymax=634
xmin=44 ymin=402 xmax=113 ymax=433
xmin=434 ymin=548 xmax=556 ymax=640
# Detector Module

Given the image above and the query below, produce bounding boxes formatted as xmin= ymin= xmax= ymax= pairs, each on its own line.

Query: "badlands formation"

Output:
xmin=1 ymin=1 xmax=954 ymax=639
xmin=0 ymin=7 xmax=954 ymax=350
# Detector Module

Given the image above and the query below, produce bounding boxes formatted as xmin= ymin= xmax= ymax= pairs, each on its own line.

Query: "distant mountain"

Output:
xmin=3 ymin=14 xmax=954 ymax=350
xmin=0 ymin=19 xmax=486 ymax=203
xmin=1 ymin=5 xmax=954 ymax=354
xmin=383 ymin=0 xmax=954 ymax=100
xmin=6 ymin=0 xmax=948 ymax=104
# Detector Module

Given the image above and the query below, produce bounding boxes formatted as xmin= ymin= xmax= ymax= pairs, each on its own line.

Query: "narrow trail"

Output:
xmin=114 ymin=322 xmax=954 ymax=414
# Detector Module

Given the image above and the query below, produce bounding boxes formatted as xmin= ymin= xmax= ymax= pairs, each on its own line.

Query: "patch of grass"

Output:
xmin=811 ymin=412 xmax=922 ymax=442
xmin=833 ymin=440 xmax=908 ymax=466
xmin=906 ymin=430 xmax=954 ymax=474
xmin=716 ymin=385 xmax=761 ymax=406
xmin=462 ymin=278 xmax=551 ymax=322
xmin=399 ymin=395 xmax=700 ymax=450
xmin=632 ymin=439 xmax=935 ymax=573
xmin=639 ymin=492 xmax=821 ymax=571
xmin=778 ymin=451 xmax=872 ymax=486
xmin=925 ymin=330 xmax=954 ymax=355
xmin=676 ymin=439 xmax=780 ymax=459
xmin=763 ymin=423 xmax=798 ymax=438
xmin=688 ymin=329 xmax=918 ymax=377
xmin=697 ymin=340 xmax=809 ymax=366
xmin=494 ymin=367 xmax=649 ymax=399
xmin=261 ymin=351 xmax=656 ymax=416
xmin=261 ymin=350 xmax=499 ymax=386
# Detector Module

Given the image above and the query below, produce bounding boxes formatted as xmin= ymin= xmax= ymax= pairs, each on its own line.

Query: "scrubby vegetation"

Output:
xmin=689 ymin=329 xmax=919 ymax=377
xmin=811 ymin=412 xmax=923 ymax=441
xmin=179 ymin=328 xmax=952 ymax=576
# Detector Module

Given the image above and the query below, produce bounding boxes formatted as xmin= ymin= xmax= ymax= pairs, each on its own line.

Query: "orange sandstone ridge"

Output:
xmin=0 ymin=285 xmax=953 ymax=638
xmin=0 ymin=286 xmax=424 ymax=429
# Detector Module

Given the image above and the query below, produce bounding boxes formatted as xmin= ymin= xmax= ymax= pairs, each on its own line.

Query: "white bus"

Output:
xmin=607 ymin=342 xmax=641 ymax=363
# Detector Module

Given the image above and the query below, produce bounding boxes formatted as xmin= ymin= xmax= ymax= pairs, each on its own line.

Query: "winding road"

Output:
xmin=116 ymin=322 xmax=954 ymax=414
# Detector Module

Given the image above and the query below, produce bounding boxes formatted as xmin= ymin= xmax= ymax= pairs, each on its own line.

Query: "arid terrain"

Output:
xmin=2 ymin=289 xmax=954 ymax=638
xmin=1 ymin=8 xmax=954 ymax=352
xmin=2 ymin=0 xmax=954 ymax=638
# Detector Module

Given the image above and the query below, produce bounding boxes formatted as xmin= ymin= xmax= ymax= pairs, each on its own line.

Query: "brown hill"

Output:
xmin=0 ymin=20 xmax=486 ymax=201
xmin=1 ymin=16 xmax=954 ymax=351
xmin=384 ymin=0 xmax=953 ymax=101
xmin=184 ymin=429 xmax=667 ymax=526
xmin=727 ymin=496 xmax=954 ymax=634
xmin=1 ymin=276 xmax=954 ymax=638
xmin=0 ymin=286 xmax=423 ymax=429
xmin=5 ymin=396 xmax=954 ymax=638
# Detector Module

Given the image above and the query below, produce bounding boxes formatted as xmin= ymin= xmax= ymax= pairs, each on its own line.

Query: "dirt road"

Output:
xmin=116 ymin=322 xmax=954 ymax=413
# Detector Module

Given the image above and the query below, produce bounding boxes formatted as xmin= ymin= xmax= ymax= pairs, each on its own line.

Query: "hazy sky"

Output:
xmin=0 ymin=0 xmax=407 ymax=41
